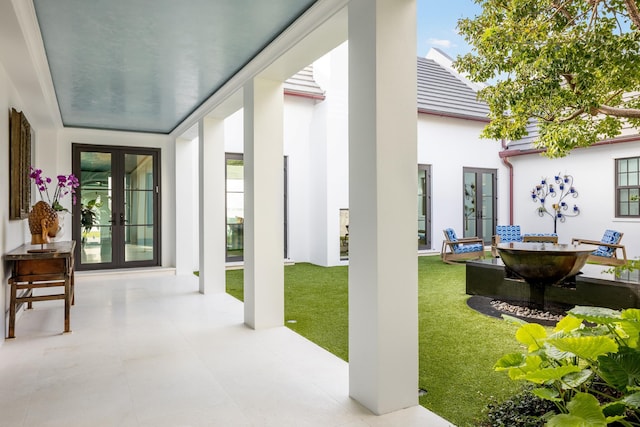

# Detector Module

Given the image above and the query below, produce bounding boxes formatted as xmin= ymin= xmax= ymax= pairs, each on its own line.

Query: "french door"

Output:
xmin=226 ymin=153 xmax=244 ymax=262
xmin=463 ymin=168 xmax=496 ymax=244
xmin=72 ymin=144 xmax=161 ymax=270
xmin=418 ymin=164 xmax=432 ymax=250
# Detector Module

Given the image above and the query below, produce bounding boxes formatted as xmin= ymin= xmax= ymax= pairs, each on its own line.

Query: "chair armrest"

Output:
xmin=572 ymin=238 xmax=601 ymax=246
xmin=573 ymin=238 xmax=624 ymax=249
xmin=572 ymin=238 xmax=627 ymax=262
xmin=441 ymin=240 xmax=457 ymax=249
xmin=599 ymin=243 xmax=626 ymax=249
xmin=491 ymin=235 xmax=501 ymax=246
xmin=457 ymin=237 xmax=483 ymax=244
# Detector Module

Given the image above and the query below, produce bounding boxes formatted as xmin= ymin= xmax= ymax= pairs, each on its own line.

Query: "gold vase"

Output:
xmin=28 ymin=201 xmax=60 ymax=244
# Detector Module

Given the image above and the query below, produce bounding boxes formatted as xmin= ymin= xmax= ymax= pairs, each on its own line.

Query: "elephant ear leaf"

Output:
xmin=568 ymin=306 xmax=621 ymax=325
xmin=598 ymin=348 xmax=640 ymax=391
xmin=524 ymin=365 xmax=582 ymax=384
xmin=532 ymin=387 xmax=562 ymax=402
xmin=622 ymin=392 xmax=640 ymax=409
xmin=554 ymin=315 xmax=583 ymax=333
xmin=562 ymin=369 xmax=593 ymax=389
xmin=616 ymin=321 xmax=640 ymax=349
xmin=494 ymin=353 xmax=526 ymax=371
xmin=516 ymin=323 xmax=547 ymax=351
xmin=621 ymin=308 xmax=640 ymax=323
xmin=546 ymin=336 xmax=618 ymax=361
xmin=547 ymin=393 xmax=608 ymax=427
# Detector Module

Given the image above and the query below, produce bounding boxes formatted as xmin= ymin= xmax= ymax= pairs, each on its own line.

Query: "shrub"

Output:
xmin=494 ymin=306 xmax=640 ymax=426
xmin=480 ymin=387 xmax=557 ymax=426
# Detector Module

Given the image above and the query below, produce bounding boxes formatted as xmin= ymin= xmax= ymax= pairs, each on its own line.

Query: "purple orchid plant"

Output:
xmin=29 ymin=166 xmax=80 ymax=212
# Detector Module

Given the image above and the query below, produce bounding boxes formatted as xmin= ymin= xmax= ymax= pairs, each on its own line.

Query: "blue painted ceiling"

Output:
xmin=33 ymin=0 xmax=317 ymax=134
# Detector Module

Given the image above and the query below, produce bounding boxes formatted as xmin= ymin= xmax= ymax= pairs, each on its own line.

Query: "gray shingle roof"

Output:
xmin=284 ymin=65 xmax=325 ymax=99
xmin=506 ymin=119 xmax=540 ymax=149
xmin=417 ymin=56 xmax=489 ymax=121
xmin=284 ymin=55 xmax=489 ymax=121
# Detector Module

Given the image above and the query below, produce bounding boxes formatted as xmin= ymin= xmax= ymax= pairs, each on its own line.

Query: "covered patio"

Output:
xmin=2 ymin=0 xmax=429 ymax=423
xmin=0 ymin=271 xmax=451 ymax=426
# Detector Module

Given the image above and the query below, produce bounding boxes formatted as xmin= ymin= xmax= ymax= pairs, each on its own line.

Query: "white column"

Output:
xmin=243 ymin=77 xmax=285 ymax=329
xmin=348 ymin=0 xmax=418 ymax=415
xmin=175 ymin=136 xmax=196 ymax=275
xmin=198 ymin=117 xmax=226 ymax=294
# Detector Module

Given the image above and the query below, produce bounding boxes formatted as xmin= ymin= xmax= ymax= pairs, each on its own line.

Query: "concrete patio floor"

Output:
xmin=1 ymin=271 xmax=454 ymax=427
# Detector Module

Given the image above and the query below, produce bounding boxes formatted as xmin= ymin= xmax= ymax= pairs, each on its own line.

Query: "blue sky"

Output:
xmin=417 ymin=0 xmax=481 ymax=59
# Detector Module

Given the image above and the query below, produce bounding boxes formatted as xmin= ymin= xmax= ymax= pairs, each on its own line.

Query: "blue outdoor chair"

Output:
xmin=572 ymin=229 xmax=628 ymax=266
xmin=441 ymin=228 xmax=484 ymax=264
xmin=491 ymin=225 xmax=523 ymax=257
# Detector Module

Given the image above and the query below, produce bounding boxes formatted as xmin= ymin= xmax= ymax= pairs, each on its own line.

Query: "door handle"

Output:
xmin=119 ymin=213 xmax=128 ymax=226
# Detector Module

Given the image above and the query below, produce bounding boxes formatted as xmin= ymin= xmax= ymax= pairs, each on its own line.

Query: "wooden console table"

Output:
xmin=4 ymin=240 xmax=75 ymax=338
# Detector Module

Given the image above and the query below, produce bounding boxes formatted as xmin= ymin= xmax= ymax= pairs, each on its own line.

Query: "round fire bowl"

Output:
xmin=497 ymin=242 xmax=597 ymax=287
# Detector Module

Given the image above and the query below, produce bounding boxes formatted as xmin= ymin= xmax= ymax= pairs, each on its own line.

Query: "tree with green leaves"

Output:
xmin=455 ymin=0 xmax=640 ymax=157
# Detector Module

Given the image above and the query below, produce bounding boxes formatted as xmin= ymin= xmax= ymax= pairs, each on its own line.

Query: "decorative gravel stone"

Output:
xmin=489 ymin=300 xmax=566 ymax=322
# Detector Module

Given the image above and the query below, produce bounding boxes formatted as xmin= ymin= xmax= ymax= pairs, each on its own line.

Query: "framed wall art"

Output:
xmin=9 ymin=108 xmax=32 ymax=220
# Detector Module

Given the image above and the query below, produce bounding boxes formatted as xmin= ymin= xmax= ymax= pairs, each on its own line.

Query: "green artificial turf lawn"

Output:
xmin=225 ymin=255 xmax=523 ymax=426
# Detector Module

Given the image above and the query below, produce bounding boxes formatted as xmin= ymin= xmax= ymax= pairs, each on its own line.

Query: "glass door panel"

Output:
xmin=480 ymin=172 xmax=495 ymax=243
xmin=226 ymin=155 xmax=244 ymax=261
xmin=225 ymin=153 xmax=288 ymax=261
xmin=463 ymin=168 xmax=496 ymax=244
xmin=124 ymin=154 xmax=155 ymax=262
xmin=463 ymin=172 xmax=477 ymax=237
xmin=418 ymin=165 xmax=431 ymax=250
xmin=79 ymin=151 xmax=113 ymax=265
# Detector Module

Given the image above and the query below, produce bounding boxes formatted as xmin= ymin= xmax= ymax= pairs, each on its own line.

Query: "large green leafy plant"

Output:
xmin=496 ymin=306 xmax=640 ymax=425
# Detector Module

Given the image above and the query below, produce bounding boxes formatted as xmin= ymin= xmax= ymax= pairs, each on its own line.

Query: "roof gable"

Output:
xmin=417 ymin=56 xmax=489 ymax=121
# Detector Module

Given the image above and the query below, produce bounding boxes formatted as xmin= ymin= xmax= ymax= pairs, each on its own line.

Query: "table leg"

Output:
xmin=64 ymin=276 xmax=71 ymax=333
xmin=27 ymin=283 xmax=33 ymax=309
xmin=8 ymin=282 xmax=16 ymax=338
xmin=71 ymin=272 xmax=75 ymax=306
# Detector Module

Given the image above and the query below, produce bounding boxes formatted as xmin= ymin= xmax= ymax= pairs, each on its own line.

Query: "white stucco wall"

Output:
xmin=0 ymin=62 xmax=33 ymax=341
xmin=283 ymin=95 xmax=315 ymax=263
xmin=418 ymin=114 xmax=510 ymax=251
xmin=313 ymin=42 xmax=349 ymax=267
xmin=509 ymin=142 xmax=640 ymax=259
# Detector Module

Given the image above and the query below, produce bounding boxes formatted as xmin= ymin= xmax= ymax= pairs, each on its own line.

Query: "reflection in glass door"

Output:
xmin=124 ymin=154 xmax=156 ymax=262
xmin=418 ymin=164 xmax=432 ymax=250
xmin=225 ymin=153 xmax=288 ymax=262
xmin=77 ymin=151 xmax=113 ymax=265
xmin=226 ymin=154 xmax=244 ymax=261
xmin=463 ymin=168 xmax=496 ymax=244
xmin=73 ymin=145 xmax=160 ymax=270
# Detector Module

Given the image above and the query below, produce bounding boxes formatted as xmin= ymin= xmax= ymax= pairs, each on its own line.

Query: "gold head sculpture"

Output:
xmin=28 ymin=201 xmax=60 ymax=244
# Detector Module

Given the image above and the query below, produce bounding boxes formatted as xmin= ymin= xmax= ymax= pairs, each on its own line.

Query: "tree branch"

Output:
xmin=596 ymin=104 xmax=640 ymax=118
xmin=557 ymin=107 xmax=587 ymax=122
xmin=623 ymin=0 xmax=640 ymax=29
xmin=562 ymin=73 xmax=576 ymax=91
xmin=551 ymin=0 xmax=573 ymax=20
xmin=604 ymin=90 xmax=624 ymax=104
xmin=587 ymin=0 xmax=601 ymax=31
